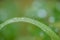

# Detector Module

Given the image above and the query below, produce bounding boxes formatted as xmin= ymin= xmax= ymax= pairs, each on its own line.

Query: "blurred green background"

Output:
xmin=0 ymin=0 xmax=60 ymax=40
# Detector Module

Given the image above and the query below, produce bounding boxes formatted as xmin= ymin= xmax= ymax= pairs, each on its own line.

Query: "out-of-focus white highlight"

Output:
xmin=37 ymin=9 xmax=47 ymax=18
xmin=48 ymin=16 xmax=55 ymax=23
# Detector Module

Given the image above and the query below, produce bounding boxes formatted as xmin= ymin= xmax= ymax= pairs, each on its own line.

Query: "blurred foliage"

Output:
xmin=0 ymin=0 xmax=60 ymax=40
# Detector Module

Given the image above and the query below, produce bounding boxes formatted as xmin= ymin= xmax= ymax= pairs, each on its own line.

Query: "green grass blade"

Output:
xmin=0 ymin=17 xmax=60 ymax=40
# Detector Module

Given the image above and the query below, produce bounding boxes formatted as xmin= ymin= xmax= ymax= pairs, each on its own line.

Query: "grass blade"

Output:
xmin=0 ymin=17 xmax=60 ymax=40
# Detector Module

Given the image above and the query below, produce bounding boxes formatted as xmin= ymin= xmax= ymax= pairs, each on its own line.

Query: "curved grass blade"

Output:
xmin=0 ymin=17 xmax=60 ymax=40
